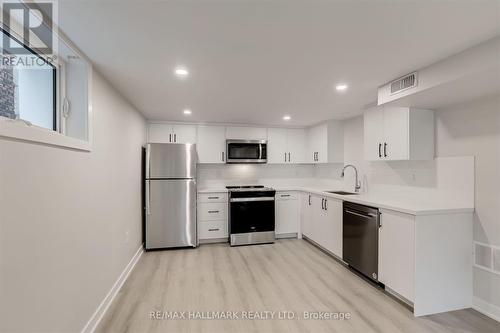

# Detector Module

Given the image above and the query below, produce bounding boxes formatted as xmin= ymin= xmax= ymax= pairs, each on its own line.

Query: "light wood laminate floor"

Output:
xmin=97 ymin=239 xmax=500 ymax=333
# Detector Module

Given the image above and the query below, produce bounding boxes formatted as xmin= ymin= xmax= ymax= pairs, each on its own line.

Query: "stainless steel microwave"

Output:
xmin=226 ymin=140 xmax=267 ymax=164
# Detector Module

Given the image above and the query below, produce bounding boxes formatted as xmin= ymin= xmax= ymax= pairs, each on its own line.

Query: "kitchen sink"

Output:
xmin=327 ymin=191 xmax=358 ymax=195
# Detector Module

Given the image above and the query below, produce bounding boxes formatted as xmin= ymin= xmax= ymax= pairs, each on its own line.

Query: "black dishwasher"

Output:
xmin=343 ymin=202 xmax=380 ymax=282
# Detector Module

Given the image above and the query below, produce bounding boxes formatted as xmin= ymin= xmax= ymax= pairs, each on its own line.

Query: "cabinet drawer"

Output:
xmin=197 ymin=193 xmax=228 ymax=203
xmin=276 ymin=191 xmax=298 ymax=201
xmin=198 ymin=203 xmax=227 ymax=221
xmin=198 ymin=220 xmax=228 ymax=239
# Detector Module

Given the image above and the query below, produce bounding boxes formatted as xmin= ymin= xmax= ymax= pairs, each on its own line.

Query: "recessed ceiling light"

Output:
xmin=174 ymin=67 xmax=189 ymax=78
xmin=336 ymin=84 xmax=348 ymax=91
xmin=183 ymin=109 xmax=192 ymax=115
xmin=283 ymin=115 xmax=291 ymax=121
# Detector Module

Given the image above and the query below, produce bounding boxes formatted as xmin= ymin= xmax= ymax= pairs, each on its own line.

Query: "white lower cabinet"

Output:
xmin=300 ymin=193 xmax=313 ymax=238
xmin=300 ymin=193 xmax=472 ymax=317
xmin=378 ymin=209 xmax=415 ymax=302
xmin=322 ymin=197 xmax=342 ymax=258
xmin=197 ymin=192 xmax=228 ymax=242
xmin=300 ymin=193 xmax=342 ymax=258
xmin=275 ymin=191 xmax=299 ymax=237
xmin=197 ymin=202 xmax=227 ymax=221
xmin=198 ymin=220 xmax=228 ymax=240
xmin=378 ymin=209 xmax=472 ymax=316
xmin=312 ymin=196 xmax=342 ymax=258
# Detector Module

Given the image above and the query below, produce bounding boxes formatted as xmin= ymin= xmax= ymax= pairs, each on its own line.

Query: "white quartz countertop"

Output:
xmin=197 ymin=186 xmax=474 ymax=216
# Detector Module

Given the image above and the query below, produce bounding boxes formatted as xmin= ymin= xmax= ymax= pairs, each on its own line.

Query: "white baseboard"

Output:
xmin=80 ymin=245 xmax=144 ymax=333
xmin=473 ymin=296 xmax=500 ymax=323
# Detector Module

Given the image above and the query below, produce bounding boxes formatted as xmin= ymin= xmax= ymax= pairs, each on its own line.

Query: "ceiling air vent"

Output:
xmin=390 ymin=72 xmax=418 ymax=95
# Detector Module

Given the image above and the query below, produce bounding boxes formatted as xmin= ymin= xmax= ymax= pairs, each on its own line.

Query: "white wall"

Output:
xmin=0 ymin=71 xmax=146 ymax=332
xmin=435 ymin=94 xmax=500 ymax=310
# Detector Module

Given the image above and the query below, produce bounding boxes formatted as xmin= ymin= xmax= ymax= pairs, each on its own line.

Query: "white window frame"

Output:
xmin=0 ymin=17 xmax=93 ymax=151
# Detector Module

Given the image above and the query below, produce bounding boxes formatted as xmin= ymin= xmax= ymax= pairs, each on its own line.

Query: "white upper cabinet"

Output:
xmin=147 ymin=123 xmax=172 ymax=143
xmin=225 ymin=126 xmax=267 ymax=140
xmin=363 ymin=107 xmax=434 ymax=161
xmin=363 ymin=110 xmax=385 ymax=161
xmin=267 ymin=128 xmax=307 ymax=164
xmin=148 ymin=123 xmax=197 ymax=144
xmin=197 ymin=125 xmax=226 ymax=163
xmin=287 ymin=129 xmax=307 ymax=163
xmin=172 ymin=124 xmax=197 ymax=144
xmin=267 ymin=128 xmax=288 ymax=163
xmin=307 ymin=121 xmax=343 ymax=164
xmin=308 ymin=124 xmax=327 ymax=163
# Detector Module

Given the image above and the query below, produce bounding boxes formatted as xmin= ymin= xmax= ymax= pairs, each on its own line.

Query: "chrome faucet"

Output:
xmin=341 ymin=164 xmax=361 ymax=192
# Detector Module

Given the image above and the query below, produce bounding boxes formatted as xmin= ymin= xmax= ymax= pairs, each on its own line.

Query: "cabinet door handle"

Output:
xmin=378 ymin=143 xmax=382 ymax=158
xmin=208 ymin=196 xmax=219 ymax=199
xmin=324 ymin=199 xmax=328 ymax=210
xmin=308 ymin=195 xmax=311 ymax=205
xmin=222 ymin=152 xmax=225 ymax=162
xmin=321 ymin=198 xmax=324 ymax=210
xmin=208 ymin=210 xmax=220 ymax=214
xmin=280 ymin=194 xmax=290 ymax=197
xmin=174 ymin=134 xmax=177 ymax=142
xmin=288 ymin=152 xmax=291 ymax=162
xmin=208 ymin=228 xmax=220 ymax=232
xmin=284 ymin=153 xmax=287 ymax=162
xmin=169 ymin=134 xmax=172 ymax=143
xmin=384 ymin=142 xmax=387 ymax=158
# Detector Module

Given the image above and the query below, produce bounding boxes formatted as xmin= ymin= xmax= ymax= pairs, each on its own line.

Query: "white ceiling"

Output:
xmin=58 ymin=0 xmax=500 ymax=127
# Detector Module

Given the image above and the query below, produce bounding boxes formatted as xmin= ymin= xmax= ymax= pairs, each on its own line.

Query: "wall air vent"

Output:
xmin=390 ymin=72 xmax=418 ymax=95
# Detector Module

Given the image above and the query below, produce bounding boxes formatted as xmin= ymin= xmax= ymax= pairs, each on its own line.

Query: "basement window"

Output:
xmin=0 ymin=28 xmax=56 ymax=130
xmin=0 ymin=25 xmax=91 ymax=151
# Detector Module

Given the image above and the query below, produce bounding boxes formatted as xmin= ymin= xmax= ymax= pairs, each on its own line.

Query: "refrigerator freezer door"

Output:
xmin=145 ymin=179 xmax=197 ymax=249
xmin=147 ymin=143 xmax=197 ymax=179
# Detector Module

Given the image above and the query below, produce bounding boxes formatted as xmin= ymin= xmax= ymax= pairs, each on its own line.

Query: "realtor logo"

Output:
xmin=1 ymin=0 xmax=56 ymax=55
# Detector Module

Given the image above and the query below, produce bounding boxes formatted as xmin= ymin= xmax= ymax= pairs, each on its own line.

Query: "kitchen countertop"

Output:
xmin=197 ymin=186 xmax=474 ymax=216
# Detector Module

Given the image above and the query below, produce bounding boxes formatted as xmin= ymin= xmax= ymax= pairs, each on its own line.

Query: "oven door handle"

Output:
xmin=230 ymin=197 xmax=275 ymax=202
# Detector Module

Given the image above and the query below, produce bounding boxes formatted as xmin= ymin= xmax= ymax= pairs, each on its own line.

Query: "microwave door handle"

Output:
xmin=259 ymin=144 xmax=263 ymax=160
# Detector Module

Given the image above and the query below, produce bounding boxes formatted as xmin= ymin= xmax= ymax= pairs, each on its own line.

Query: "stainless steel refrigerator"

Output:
xmin=144 ymin=143 xmax=197 ymax=250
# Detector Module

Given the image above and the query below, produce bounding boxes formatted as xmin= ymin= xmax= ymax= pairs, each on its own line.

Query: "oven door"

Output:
xmin=229 ymin=197 xmax=275 ymax=234
xmin=226 ymin=140 xmax=267 ymax=163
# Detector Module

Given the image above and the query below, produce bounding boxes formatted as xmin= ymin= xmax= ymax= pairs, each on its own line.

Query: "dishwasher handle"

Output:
xmin=345 ymin=209 xmax=377 ymax=219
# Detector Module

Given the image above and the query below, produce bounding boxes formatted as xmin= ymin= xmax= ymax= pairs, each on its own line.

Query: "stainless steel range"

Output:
xmin=227 ymin=185 xmax=276 ymax=246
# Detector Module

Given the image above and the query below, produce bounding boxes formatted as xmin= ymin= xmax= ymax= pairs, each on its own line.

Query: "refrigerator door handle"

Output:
xmin=145 ymin=144 xmax=151 ymax=179
xmin=145 ymin=180 xmax=151 ymax=215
